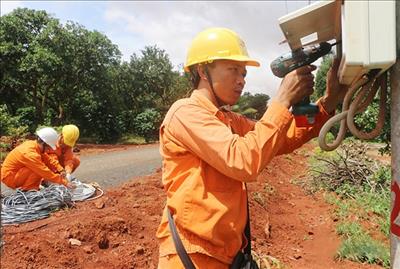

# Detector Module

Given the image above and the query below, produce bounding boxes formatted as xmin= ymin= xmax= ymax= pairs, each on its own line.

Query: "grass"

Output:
xmin=337 ymin=235 xmax=390 ymax=268
xmin=117 ymin=134 xmax=146 ymax=145
xmin=78 ymin=134 xmax=147 ymax=145
xmin=306 ymin=141 xmax=391 ymax=267
xmin=336 ymin=222 xmax=363 ymax=237
xmin=253 ymin=192 xmax=266 ymax=207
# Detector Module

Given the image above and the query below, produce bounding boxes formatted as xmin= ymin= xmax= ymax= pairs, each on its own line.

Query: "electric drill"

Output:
xmin=270 ymin=42 xmax=338 ymax=127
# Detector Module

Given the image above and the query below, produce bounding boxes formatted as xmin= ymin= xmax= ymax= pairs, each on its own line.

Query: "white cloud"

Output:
xmin=103 ymin=1 xmax=313 ymax=97
xmin=1 ymin=0 xmax=24 ymax=15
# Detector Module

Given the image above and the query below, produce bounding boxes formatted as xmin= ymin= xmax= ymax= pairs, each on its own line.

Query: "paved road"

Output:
xmin=1 ymin=144 xmax=162 ymax=194
xmin=74 ymin=144 xmax=162 ymax=189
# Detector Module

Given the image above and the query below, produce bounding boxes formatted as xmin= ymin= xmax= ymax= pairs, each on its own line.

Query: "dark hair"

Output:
xmin=189 ymin=65 xmax=201 ymax=89
xmin=188 ymin=62 xmax=216 ymax=89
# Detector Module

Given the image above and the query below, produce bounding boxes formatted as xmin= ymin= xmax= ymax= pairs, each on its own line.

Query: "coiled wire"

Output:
xmin=1 ymin=179 xmax=101 ymax=225
xmin=318 ymin=71 xmax=388 ymax=151
xmin=1 ymin=184 xmax=74 ymax=225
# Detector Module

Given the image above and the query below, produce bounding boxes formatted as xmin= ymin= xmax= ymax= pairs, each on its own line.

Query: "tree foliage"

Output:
xmin=232 ymin=92 xmax=270 ymax=120
xmin=1 ymin=8 xmax=190 ymax=142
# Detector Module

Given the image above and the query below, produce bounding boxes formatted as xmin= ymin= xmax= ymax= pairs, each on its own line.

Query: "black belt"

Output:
xmin=167 ymin=208 xmax=196 ymax=269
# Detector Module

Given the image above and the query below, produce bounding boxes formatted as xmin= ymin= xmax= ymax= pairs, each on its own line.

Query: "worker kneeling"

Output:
xmin=44 ymin=124 xmax=81 ymax=182
xmin=1 ymin=127 xmax=73 ymax=190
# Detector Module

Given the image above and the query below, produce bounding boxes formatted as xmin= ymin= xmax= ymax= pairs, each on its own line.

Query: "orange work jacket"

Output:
xmin=0 ymin=140 xmax=65 ymax=185
xmin=156 ymin=90 xmax=333 ymax=264
xmin=44 ymin=141 xmax=76 ymax=174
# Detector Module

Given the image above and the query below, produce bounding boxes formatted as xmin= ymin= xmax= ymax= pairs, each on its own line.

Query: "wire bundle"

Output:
xmin=69 ymin=178 xmax=96 ymax=202
xmin=1 ymin=185 xmax=74 ymax=225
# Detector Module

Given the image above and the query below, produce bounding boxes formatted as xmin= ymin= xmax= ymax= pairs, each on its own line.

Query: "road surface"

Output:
xmin=1 ymin=144 xmax=162 ymax=194
xmin=74 ymin=144 xmax=161 ymax=188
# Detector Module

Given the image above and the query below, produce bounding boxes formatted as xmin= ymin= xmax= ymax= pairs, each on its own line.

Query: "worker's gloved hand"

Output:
xmin=66 ymin=173 xmax=73 ymax=182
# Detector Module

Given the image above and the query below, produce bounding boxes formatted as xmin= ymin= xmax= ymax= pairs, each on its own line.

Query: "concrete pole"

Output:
xmin=390 ymin=2 xmax=400 ymax=268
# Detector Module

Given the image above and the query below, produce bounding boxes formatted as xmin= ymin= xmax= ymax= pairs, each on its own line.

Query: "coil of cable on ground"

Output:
xmin=1 ymin=178 xmax=104 ymax=225
xmin=1 ymin=185 xmax=74 ymax=225
xmin=318 ymin=70 xmax=388 ymax=151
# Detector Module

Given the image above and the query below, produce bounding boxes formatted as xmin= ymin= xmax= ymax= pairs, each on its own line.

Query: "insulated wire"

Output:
xmin=1 ymin=179 xmax=103 ymax=225
xmin=318 ymin=71 xmax=388 ymax=151
xmin=1 ymin=185 xmax=74 ymax=225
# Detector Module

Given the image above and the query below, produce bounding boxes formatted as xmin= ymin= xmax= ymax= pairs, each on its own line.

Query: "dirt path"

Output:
xmin=249 ymin=146 xmax=381 ymax=269
xmin=0 ymin=143 xmax=384 ymax=269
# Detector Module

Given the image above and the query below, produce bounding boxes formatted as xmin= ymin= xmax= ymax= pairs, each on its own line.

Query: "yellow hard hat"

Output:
xmin=184 ymin=27 xmax=260 ymax=72
xmin=62 ymin=124 xmax=80 ymax=147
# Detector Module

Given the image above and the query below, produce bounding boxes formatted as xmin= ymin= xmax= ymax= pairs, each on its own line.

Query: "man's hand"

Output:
xmin=62 ymin=178 xmax=76 ymax=189
xmin=66 ymin=173 xmax=73 ymax=182
xmin=320 ymin=58 xmax=349 ymax=113
xmin=274 ymin=65 xmax=316 ymax=108
xmin=60 ymin=170 xmax=66 ymax=178
xmin=67 ymin=182 xmax=77 ymax=189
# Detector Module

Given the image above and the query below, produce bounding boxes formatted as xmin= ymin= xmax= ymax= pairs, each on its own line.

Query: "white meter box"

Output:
xmin=277 ymin=0 xmax=396 ymax=86
xmin=339 ymin=1 xmax=396 ymax=85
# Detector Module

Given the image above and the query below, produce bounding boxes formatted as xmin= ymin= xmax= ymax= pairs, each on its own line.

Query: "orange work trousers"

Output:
xmin=158 ymin=253 xmax=229 ymax=269
xmin=2 ymin=167 xmax=43 ymax=190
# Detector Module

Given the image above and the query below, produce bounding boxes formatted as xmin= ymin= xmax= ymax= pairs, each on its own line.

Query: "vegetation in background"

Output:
xmin=232 ymin=92 xmax=270 ymax=120
xmin=308 ymin=140 xmax=390 ymax=267
xmin=0 ymin=8 xmax=190 ymax=143
xmin=1 ymin=8 xmax=269 ymax=145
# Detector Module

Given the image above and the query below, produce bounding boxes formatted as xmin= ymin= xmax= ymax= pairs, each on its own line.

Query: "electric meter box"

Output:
xmin=277 ymin=0 xmax=397 ymax=86
xmin=339 ymin=1 xmax=396 ymax=85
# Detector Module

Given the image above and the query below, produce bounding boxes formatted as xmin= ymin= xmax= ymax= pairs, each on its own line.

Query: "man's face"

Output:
xmin=208 ymin=60 xmax=247 ymax=105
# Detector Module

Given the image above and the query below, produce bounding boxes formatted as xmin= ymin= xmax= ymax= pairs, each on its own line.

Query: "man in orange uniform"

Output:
xmin=156 ymin=28 xmax=347 ymax=268
xmin=1 ymin=127 xmax=70 ymax=190
xmin=44 ymin=124 xmax=80 ymax=181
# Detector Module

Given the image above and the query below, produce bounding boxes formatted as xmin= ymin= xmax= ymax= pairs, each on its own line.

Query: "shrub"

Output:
xmin=0 ymin=104 xmax=29 ymax=137
xmin=133 ymin=108 xmax=161 ymax=142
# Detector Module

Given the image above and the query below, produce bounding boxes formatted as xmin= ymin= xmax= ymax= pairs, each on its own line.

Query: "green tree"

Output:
xmin=233 ymin=92 xmax=270 ymax=120
xmin=133 ymin=108 xmax=162 ymax=142
xmin=1 ymin=8 xmax=191 ymax=143
xmin=117 ymin=46 xmax=190 ymax=133
xmin=1 ymin=8 xmax=124 ymax=142
xmin=0 ymin=8 xmax=63 ymax=123
xmin=311 ymin=55 xmax=332 ymax=102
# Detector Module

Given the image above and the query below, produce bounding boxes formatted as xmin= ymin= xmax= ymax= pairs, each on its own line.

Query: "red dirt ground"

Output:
xmin=0 ymin=143 xmax=385 ymax=269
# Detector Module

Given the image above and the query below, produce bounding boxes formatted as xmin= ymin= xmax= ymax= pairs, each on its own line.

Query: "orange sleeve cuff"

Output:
xmin=260 ymin=101 xmax=293 ymax=129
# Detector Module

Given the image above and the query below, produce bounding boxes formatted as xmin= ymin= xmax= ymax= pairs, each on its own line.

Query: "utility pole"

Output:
xmin=390 ymin=2 xmax=400 ymax=268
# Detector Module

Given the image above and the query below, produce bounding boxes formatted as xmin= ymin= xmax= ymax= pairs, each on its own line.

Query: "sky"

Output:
xmin=1 ymin=0 xmax=316 ymax=97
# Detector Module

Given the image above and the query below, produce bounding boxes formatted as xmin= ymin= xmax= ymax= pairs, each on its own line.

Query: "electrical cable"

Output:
xmin=1 ymin=179 xmax=104 ymax=225
xmin=318 ymin=70 xmax=388 ymax=151
xmin=1 ymin=185 xmax=74 ymax=225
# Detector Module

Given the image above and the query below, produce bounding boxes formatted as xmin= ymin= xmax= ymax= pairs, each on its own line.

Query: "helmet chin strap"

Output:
xmin=204 ymin=65 xmax=226 ymax=108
